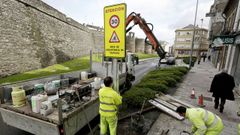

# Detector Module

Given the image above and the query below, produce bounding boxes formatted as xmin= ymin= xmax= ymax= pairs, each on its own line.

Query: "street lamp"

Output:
xmin=189 ymin=0 xmax=199 ymax=68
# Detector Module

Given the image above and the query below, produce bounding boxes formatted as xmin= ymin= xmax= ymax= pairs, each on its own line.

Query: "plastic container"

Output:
xmin=94 ymin=77 xmax=101 ymax=90
xmin=45 ymin=82 xmax=57 ymax=95
xmin=40 ymin=101 xmax=54 ymax=116
xmin=31 ymin=94 xmax=48 ymax=113
xmin=60 ymin=78 xmax=69 ymax=88
xmin=52 ymin=80 xmax=60 ymax=89
xmin=34 ymin=84 xmax=44 ymax=94
xmin=81 ymin=71 xmax=88 ymax=80
xmin=11 ymin=86 xmax=26 ymax=107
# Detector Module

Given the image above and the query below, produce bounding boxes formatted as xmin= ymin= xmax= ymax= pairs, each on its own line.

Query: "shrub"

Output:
xmin=144 ymin=73 xmax=181 ymax=82
xmin=174 ymin=66 xmax=189 ymax=74
xmin=149 ymin=68 xmax=185 ymax=77
xmin=142 ymin=75 xmax=177 ymax=87
xmin=122 ymin=66 xmax=188 ymax=107
xmin=183 ymin=56 xmax=197 ymax=64
xmin=136 ymin=80 xmax=169 ymax=92
xmin=123 ymin=87 xmax=156 ymax=107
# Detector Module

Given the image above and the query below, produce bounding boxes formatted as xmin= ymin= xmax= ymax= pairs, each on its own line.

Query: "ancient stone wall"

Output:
xmin=126 ymin=32 xmax=136 ymax=52
xmin=0 ymin=0 xmax=103 ymax=78
xmin=135 ymin=38 xmax=145 ymax=53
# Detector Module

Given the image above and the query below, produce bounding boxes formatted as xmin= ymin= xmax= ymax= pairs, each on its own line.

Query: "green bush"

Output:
xmin=183 ymin=56 xmax=197 ymax=64
xmin=122 ymin=66 xmax=189 ymax=107
xmin=123 ymin=87 xmax=156 ymax=107
xmin=149 ymin=68 xmax=185 ymax=77
xmin=174 ymin=66 xmax=189 ymax=74
xmin=136 ymin=80 xmax=169 ymax=92
xmin=142 ymin=75 xmax=177 ymax=87
xmin=144 ymin=73 xmax=181 ymax=82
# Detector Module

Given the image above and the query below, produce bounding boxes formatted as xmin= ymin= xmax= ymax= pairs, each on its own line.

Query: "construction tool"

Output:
xmin=130 ymin=100 xmax=146 ymax=133
xmin=180 ymin=130 xmax=191 ymax=135
xmin=160 ymin=129 xmax=169 ymax=135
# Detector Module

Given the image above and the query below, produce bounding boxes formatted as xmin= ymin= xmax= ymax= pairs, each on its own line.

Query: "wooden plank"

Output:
xmin=165 ymin=95 xmax=195 ymax=108
xmin=154 ymin=98 xmax=177 ymax=111
xmin=0 ymin=108 xmax=60 ymax=135
xmin=148 ymin=99 xmax=184 ymax=121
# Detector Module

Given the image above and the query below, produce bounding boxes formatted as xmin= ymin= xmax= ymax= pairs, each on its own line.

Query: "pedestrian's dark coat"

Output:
xmin=210 ymin=72 xmax=235 ymax=100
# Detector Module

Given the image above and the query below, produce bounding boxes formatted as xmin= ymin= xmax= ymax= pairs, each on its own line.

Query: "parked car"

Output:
xmin=166 ymin=56 xmax=175 ymax=65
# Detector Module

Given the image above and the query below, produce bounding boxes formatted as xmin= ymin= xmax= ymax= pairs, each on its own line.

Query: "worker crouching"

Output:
xmin=99 ymin=76 xmax=122 ymax=135
xmin=176 ymin=106 xmax=224 ymax=135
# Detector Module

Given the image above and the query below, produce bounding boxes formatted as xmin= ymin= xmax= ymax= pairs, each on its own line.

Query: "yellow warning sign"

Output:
xmin=109 ymin=31 xmax=120 ymax=43
xmin=104 ymin=3 xmax=126 ymax=58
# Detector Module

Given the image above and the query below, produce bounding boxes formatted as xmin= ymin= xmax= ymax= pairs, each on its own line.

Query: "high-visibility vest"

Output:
xmin=186 ymin=108 xmax=223 ymax=135
xmin=99 ymin=87 xmax=122 ymax=117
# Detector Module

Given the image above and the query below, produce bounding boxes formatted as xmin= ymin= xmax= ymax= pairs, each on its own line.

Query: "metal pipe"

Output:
xmin=90 ymin=50 xmax=92 ymax=73
xmin=189 ymin=0 xmax=199 ymax=69
xmin=113 ymin=59 xmax=119 ymax=92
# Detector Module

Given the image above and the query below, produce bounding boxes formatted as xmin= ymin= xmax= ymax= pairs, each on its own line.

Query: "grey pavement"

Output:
xmin=148 ymin=60 xmax=240 ymax=135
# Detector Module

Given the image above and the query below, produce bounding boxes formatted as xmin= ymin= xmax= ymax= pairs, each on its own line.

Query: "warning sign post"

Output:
xmin=104 ymin=3 xmax=126 ymax=92
xmin=104 ymin=3 xmax=126 ymax=58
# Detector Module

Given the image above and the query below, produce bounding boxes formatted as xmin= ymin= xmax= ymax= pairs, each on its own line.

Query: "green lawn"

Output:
xmin=0 ymin=53 xmax=158 ymax=85
xmin=136 ymin=53 xmax=158 ymax=59
xmin=0 ymin=55 xmax=97 ymax=85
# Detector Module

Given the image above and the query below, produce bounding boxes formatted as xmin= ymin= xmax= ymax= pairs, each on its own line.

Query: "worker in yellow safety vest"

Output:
xmin=176 ymin=106 xmax=224 ymax=135
xmin=99 ymin=76 xmax=122 ymax=135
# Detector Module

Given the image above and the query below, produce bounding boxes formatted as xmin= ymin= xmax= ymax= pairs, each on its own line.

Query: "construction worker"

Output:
xmin=99 ymin=76 xmax=122 ymax=135
xmin=176 ymin=106 xmax=224 ymax=135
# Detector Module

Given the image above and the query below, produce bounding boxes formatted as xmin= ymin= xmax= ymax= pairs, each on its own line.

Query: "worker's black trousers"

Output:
xmin=214 ymin=96 xmax=226 ymax=112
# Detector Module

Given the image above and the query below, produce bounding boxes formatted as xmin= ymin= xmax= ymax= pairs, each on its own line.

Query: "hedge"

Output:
xmin=123 ymin=87 xmax=156 ymax=107
xmin=183 ymin=56 xmax=197 ymax=64
xmin=122 ymin=66 xmax=189 ymax=107
xmin=136 ymin=80 xmax=169 ymax=93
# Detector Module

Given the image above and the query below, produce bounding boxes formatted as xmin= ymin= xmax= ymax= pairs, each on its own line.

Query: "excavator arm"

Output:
xmin=126 ymin=12 xmax=166 ymax=65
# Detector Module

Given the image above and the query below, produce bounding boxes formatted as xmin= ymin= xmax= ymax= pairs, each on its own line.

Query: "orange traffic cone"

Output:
xmin=198 ymin=94 xmax=205 ymax=107
xmin=190 ymin=88 xmax=196 ymax=99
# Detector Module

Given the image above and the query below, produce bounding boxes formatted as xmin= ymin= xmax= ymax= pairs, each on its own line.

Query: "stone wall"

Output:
xmin=0 ymin=0 xmax=104 ymax=78
xmin=126 ymin=32 xmax=136 ymax=52
xmin=135 ymin=38 xmax=145 ymax=53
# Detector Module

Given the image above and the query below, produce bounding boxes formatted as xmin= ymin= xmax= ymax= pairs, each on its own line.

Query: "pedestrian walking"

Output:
xmin=208 ymin=55 xmax=211 ymax=61
xmin=197 ymin=55 xmax=201 ymax=64
xmin=99 ymin=76 xmax=122 ymax=135
xmin=210 ymin=69 xmax=235 ymax=113
xmin=176 ymin=106 xmax=224 ymax=135
xmin=203 ymin=53 xmax=207 ymax=62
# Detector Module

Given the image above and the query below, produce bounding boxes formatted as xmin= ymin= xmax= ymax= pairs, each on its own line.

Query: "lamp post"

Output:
xmin=189 ymin=0 xmax=199 ymax=68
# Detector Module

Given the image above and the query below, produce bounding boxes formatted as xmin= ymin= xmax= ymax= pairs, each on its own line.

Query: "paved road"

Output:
xmin=92 ymin=58 xmax=162 ymax=85
xmin=148 ymin=60 xmax=240 ymax=135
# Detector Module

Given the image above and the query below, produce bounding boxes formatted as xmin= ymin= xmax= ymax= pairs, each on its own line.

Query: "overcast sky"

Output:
xmin=42 ymin=0 xmax=214 ymax=45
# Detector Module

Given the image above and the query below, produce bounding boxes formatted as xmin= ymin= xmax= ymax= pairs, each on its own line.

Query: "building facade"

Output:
xmin=207 ymin=0 xmax=240 ymax=86
xmin=173 ymin=24 xmax=209 ymax=57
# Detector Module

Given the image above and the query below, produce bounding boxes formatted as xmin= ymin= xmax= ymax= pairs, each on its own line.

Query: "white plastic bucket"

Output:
xmin=31 ymin=94 xmax=48 ymax=113
xmin=81 ymin=71 xmax=88 ymax=80
xmin=94 ymin=77 xmax=101 ymax=89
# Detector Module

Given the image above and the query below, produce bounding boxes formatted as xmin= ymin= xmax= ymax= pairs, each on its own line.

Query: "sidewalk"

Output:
xmin=148 ymin=60 xmax=240 ymax=135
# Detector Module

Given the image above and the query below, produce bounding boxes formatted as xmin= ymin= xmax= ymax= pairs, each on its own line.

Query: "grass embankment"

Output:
xmin=0 ymin=55 xmax=102 ymax=84
xmin=122 ymin=66 xmax=189 ymax=107
xmin=0 ymin=53 xmax=157 ymax=85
